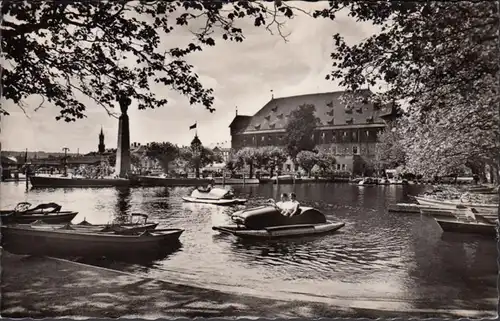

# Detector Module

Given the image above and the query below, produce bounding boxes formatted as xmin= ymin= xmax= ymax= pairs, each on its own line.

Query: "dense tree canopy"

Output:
xmin=2 ymin=0 xmax=300 ymax=120
xmin=313 ymin=1 xmax=498 ymax=111
xmin=284 ymin=103 xmax=320 ymax=159
xmin=145 ymin=142 xmax=179 ymax=173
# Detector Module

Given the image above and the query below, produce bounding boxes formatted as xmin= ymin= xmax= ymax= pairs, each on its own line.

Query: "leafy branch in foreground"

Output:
xmin=1 ymin=1 xmax=303 ymax=121
xmin=314 ymin=2 xmax=498 ymax=111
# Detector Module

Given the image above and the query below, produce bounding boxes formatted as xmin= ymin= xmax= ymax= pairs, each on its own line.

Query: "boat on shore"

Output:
xmin=212 ymin=205 xmax=345 ymax=239
xmin=434 ymin=217 xmax=497 ymax=238
xmin=1 ymin=222 xmax=184 ymax=259
xmin=30 ymin=175 xmax=134 ymax=188
xmin=0 ymin=202 xmax=78 ymax=225
xmin=182 ymin=187 xmax=247 ymax=205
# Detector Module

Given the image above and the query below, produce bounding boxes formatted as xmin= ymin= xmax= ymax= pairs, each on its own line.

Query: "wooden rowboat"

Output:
xmin=1 ymin=223 xmax=184 ymax=259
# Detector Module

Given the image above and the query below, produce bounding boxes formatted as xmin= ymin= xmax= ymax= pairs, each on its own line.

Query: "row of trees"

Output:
xmin=226 ymin=145 xmax=340 ymax=179
xmin=143 ymin=136 xmax=223 ymax=177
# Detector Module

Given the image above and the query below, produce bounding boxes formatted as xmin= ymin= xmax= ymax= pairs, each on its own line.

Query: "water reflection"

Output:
xmin=0 ymin=182 xmax=496 ymax=312
xmin=75 ymin=242 xmax=184 ymax=271
xmin=113 ymin=187 xmax=132 ymax=223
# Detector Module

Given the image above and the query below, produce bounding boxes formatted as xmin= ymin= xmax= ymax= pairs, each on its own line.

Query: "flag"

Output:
xmin=189 ymin=123 xmax=197 ymax=130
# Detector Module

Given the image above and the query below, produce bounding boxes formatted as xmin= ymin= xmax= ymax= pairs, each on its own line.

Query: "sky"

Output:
xmin=1 ymin=2 xmax=377 ymax=154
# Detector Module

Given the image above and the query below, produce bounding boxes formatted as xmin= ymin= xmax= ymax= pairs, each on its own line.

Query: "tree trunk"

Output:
xmin=249 ymin=163 xmax=254 ymax=179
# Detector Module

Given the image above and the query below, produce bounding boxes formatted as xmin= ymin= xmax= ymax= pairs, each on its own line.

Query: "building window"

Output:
xmin=353 ymin=131 xmax=357 ymax=140
xmin=342 ymin=164 xmax=346 ymax=170
xmin=353 ymin=146 xmax=359 ymax=155
xmin=337 ymin=164 xmax=341 ymax=170
xmin=261 ymin=136 xmax=265 ymax=142
xmin=366 ymin=131 xmax=370 ymax=137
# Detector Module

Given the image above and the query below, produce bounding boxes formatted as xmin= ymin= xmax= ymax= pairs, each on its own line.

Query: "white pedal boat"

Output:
xmin=182 ymin=187 xmax=247 ymax=205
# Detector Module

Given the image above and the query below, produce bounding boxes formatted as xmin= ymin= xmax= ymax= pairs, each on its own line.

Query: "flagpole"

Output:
xmin=195 ymin=121 xmax=198 ymax=137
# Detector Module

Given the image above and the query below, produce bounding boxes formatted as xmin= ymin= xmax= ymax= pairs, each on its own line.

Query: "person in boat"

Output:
xmin=198 ymin=184 xmax=213 ymax=193
xmin=269 ymin=193 xmax=289 ymax=211
xmin=281 ymin=192 xmax=300 ymax=217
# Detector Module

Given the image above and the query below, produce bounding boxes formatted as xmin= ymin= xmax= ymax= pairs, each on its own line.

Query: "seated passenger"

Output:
xmin=269 ymin=193 xmax=289 ymax=212
xmin=281 ymin=192 xmax=300 ymax=217
xmin=197 ymin=184 xmax=213 ymax=193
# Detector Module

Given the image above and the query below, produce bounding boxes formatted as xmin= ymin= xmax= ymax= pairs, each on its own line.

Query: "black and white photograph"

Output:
xmin=0 ymin=0 xmax=498 ymax=319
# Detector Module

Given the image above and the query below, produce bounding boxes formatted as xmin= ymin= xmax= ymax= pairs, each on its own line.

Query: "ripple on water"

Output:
xmin=0 ymin=182 xmax=496 ymax=308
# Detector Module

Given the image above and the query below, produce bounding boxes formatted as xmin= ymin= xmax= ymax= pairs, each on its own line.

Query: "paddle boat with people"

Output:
xmin=212 ymin=193 xmax=345 ymax=239
xmin=182 ymin=185 xmax=247 ymax=205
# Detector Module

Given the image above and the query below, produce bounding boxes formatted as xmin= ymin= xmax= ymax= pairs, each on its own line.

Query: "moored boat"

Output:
xmin=75 ymin=213 xmax=159 ymax=235
xmin=182 ymin=187 xmax=247 ymax=205
xmin=137 ymin=175 xmax=215 ymax=187
xmin=358 ymin=177 xmax=377 ymax=186
xmin=433 ymin=217 xmax=497 ymax=238
xmin=0 ymin=202 xmax=78 ymax=225
xmin=1 ymin=223 xmax=184 ymax=259
xmin=30 ymin=175 xmax=134 ymax=188
xmin=414 ymin=196 xmax=498 ymax=211
xmin=0 ymin=202 xmax=63 ymax=215
xmin=212 ymin=205 xmax=345 ymax=239
xmin=1 ymin=211 xmax=78 ymax=225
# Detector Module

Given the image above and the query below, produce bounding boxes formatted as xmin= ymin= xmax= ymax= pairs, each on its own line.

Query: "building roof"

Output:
xmin=233 ymin=90 xmax=394 ymax=133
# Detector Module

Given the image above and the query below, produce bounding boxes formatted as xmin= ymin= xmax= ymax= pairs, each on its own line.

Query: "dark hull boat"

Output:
xmin=1 ymin=224 xmax=184 ymax=259
xmin=213 ymin=206 xmax=345 ymax=239
xmin=182 ymin=187 xmax=247 ymax=205
xmin=30 ymin=175 xmax=133 ymax=188
xmin=434 ymin=217 xmax=497 ymax=238
xmin=1 ymin=211 xmax=78 ymax=225
xmin=0 ymin=202 xmax=78 ymax=225
xmin=137 ymin=176 xmax=214 ymax=187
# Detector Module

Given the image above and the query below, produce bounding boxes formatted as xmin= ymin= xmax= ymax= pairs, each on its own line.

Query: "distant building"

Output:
xmin=212 ymin=146 xmax=231 ymax=163
xmin=229 ymin=90 xmax=400 ymax=175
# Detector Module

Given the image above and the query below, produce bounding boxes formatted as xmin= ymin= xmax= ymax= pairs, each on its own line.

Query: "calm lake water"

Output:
xmin=1 ymin=182 xmax=497 ymax=313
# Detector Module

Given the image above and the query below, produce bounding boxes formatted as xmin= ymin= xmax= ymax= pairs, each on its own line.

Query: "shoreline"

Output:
xmin=1 ymin=250 xmax=496 ymax=319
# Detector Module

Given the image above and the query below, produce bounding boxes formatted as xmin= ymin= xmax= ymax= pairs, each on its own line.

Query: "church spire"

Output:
xmin=98 ymin=126 xmax=105 ymax=154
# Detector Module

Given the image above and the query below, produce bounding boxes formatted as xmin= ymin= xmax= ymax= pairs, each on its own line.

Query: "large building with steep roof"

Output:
xmin=229 ymin=90 xmax=400 ymax=175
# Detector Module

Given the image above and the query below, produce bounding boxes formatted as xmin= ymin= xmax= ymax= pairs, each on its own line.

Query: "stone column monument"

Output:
xmin=115 ymin=94 xmax=131 ymax=178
